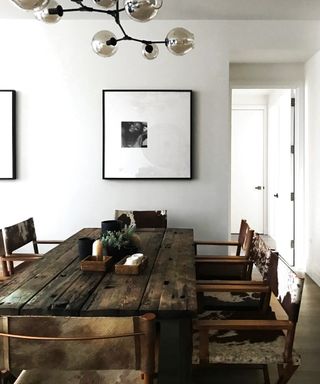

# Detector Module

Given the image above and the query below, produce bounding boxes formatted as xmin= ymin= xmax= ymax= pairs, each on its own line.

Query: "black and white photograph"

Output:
xmin=121 ymin=121 xmax=148 ymax=148
xmin=0 ymin=90 xmax=16 ymax=179
xmin=103 ymin=90 xmax=192 ymax=179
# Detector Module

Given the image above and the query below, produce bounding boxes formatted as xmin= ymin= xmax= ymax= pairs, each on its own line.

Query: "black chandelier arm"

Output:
xmin=114 ymin=0 xmax=125 ymax=34
xmin=49 ymin=6 xmax=119 ymax=17
xmin=115 ymin=36 xmax=166 ymax=45
xmin=47 ymin=1 xmax=175 ymax=53
xmin=48 ymin=5 xmax=163 ymax=47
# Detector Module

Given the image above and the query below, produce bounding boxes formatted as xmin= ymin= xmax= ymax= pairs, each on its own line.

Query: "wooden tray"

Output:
xmin=80 ymin=255 xmax=113 ymax=272
xmin=115 ymin=256 xmax=148 ymax=275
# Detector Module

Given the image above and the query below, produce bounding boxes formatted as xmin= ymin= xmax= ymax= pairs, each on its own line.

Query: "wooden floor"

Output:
xmin=192 ymin=275 xmax=320 ymax=383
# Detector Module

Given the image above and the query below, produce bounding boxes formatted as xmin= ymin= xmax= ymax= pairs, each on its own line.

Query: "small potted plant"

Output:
xmin=101 ymin=225 xmax=141 ymax=261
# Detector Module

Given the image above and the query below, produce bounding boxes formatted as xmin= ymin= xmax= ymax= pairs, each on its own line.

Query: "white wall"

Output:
xmin=230 ymin=63 xmax=305 ymax=87
xmin=0 ymin=20 xmax=231 ymax=241
xmin=1 ymin=18 xmax=320 ymax=250
xmin=305 ymin=52 xmax=320 ymax=285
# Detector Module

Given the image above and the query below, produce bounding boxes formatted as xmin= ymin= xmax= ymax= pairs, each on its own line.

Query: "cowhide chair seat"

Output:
xmin=192 ymin=327 xmax=301 ymax=366
xmin=201 ymin=291 xmax=262 ymax=310
xmin=115 ymin=210 xmax=167 ymax=229
xmin=194 ymin=309 xmax=301 ymax=365
xmin=193 ymin=254 xmax=305 ymax=384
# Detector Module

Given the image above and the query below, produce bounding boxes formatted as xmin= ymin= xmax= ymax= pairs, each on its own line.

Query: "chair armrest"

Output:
xmin=196 ymin=279 xmax=265 ymax=285
xmin=195 ymin=318 xmax=292 ymax=331
xmin=195 ymin=258 xmax=252 ymax=265
xmin=36 ymin=240 xmax=62 ymax=244
xmin=194 ymin=240 xmax=239 ymax=246
xmin=1 ymin=254 xmax=43 ymax=261
xmin=196 ymin=283 xmax=270 ymax=294
xmin=195 ymin=255 xmax=248 ymax=260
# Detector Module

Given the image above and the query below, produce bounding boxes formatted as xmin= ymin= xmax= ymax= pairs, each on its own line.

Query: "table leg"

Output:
xmin=158 ymin=318 xmax=192 ymax=384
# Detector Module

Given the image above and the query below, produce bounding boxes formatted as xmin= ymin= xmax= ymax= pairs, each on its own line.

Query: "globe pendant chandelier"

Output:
xmin=10 ymin=0 xmax=195 ymax=60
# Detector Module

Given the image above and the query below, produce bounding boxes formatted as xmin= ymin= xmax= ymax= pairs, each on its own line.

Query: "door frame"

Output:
xmin=230 ymin=85 xmax=305 ymax=268
xmin=231 ymin=104 xmax=267 ymax=234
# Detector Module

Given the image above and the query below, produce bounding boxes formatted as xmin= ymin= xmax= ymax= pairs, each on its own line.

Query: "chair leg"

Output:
xmin=0 ymin=260 xmax=9 ymax=277
xmin=0 ymin=370 xmax=17 ymax=384
xmin=8 ymin=261 xmax=14 ymax=276
xmin=197 ymin=292 xmax=205 ymax=313
xmin=263 ymin=365 xmax=270 ymax=384
xmin=142 ymin=373 xmax=153 ymax=384
xmin=277 ymin=363 xmax=284 ymax=377
xmin=276 ymin=363 xmax=299 ymax=384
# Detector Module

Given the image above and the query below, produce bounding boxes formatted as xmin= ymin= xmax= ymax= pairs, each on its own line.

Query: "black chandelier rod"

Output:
xmin=49 ymin=1 xmax=167 ymax=46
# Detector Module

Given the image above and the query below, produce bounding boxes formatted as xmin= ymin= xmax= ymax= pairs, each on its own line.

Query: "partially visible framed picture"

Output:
xmin=0 ymin=90 xmax=16 ymax=180
xmin=103 ymin=90 xmax=192 ymax=179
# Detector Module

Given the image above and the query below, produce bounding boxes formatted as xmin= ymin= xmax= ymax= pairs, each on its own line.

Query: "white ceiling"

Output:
xmin=3 ymin=0 xmax=320 ymax=20
xmin=4 ymin=1 xmax=320 ymax=63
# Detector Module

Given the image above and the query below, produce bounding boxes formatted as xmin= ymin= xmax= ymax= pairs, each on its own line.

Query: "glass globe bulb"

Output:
xmin=92 ymin=31 xmax=118 ymax=57
xmin=92 ymin=0 xmax=117 ymax=8
xmin=124 ymin=0 xmax=163 ymax=22
xmin=10 ymin=0 xmax=49 ymax=11
xmin=34 ymin=0 xmax=61 ymax=23
xmin=165 ymin=27 xmax=195 ymax=56
xmin=142 ymin=43 xmax=159 ymax=60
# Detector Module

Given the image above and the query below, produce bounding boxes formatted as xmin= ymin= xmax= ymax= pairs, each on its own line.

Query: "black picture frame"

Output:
xmin=102 ymin=90 xmax=192 ymax=179
xmin=0 ymin=90 xmax=16 ymax=180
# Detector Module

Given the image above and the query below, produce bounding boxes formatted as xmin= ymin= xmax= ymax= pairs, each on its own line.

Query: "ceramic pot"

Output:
xmin=78 ymin=237 xmax=95 ymax=260
xmin=101 ymin=220 xmax=123 ymax=234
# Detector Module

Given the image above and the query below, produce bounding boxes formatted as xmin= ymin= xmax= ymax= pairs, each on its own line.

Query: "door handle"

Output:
xmin=255 ymin=186 xmax=262 ymax=190
xmin=274 ymin=193 xmax=279 ymax=198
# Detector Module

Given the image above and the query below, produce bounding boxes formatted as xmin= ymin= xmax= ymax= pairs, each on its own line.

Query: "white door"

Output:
xmin=231 ymin=107 xmax=265 ymax=233
xmin=267 ymin=90 xmax=294 ymax=265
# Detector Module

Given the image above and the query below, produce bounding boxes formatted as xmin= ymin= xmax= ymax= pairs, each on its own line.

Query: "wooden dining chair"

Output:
xmin=0 ymin=232 xmax=6 ymax=277
xmin=0 ymin=313 xmax=157 ymax=384
xmin=115 ymin=210 xmax=167 ymax=229
xmin=195 ymin=228 xmax=255 ymax=281
xmin=0 ymin=234 xmax=11 ymax=282
xmin=194 ymin=219 xmax=249 ymax=256
xmin=1 ymin=217 xmax=62 ymax=276
xmin=196 ymin=234 xmax=275 ymax=312
xmin=193 ymin=254 xmax=304 ymax=384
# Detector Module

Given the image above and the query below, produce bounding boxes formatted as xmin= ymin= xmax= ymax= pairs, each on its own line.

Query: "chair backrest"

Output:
xmin=245 ymin=233 xmax=304 ymax=323
xmin=115 ymin=210 xmax=167 ymax=228
xmin=2 ymin=218 xmax=38 ymax=255
xmin=0 ymin=232 xmax=8 ymax=277
xmin=236 ymin=219 xmax=249 ymax=254
xmin=268 ymin=254 xmax=304 ymax=323
xmin=241 ymin=228 xmax=254 ymax=258
xmin=250 ymin=233 xmax=274 ymax=280
xmin=0 ymin=233 xmax=4 ymax=256
xmin=0 ymin=313 xmax=156 ymax=376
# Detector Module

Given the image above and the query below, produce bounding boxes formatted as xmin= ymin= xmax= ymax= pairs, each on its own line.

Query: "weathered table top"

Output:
xmin=0 ymin=228 xmax=197 ymax=318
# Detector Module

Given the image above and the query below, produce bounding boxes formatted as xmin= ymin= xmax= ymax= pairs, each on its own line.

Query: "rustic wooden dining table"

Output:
xmin=0 ymin=227 xmax=197 ymax=384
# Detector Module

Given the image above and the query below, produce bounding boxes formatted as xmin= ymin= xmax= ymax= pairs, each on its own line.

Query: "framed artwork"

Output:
xmin=102 ymin=90 xmax=192 ymax=179
xmin=0 ymin=90 xmax=16 ymax=180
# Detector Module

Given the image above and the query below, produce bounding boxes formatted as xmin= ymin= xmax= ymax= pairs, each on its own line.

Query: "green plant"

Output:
xmin=101 ymin=225 xmax=136 ymax=250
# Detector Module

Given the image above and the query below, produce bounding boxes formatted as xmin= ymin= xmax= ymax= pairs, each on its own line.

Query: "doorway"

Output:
xmin=231 ymin=88 xmax=295 ymax=265
xmin=231 ymin=105 xmax=265 ymax=234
